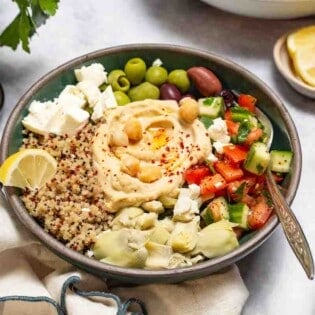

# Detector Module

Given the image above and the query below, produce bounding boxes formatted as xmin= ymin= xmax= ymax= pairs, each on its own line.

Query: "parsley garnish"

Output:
xmin=0 ymin=0 xmax=59 ymax=53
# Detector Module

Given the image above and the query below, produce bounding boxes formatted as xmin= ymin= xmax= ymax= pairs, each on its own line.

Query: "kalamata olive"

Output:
xmin=219 ymin=89 xmax=235 ymax=107
xmin=160 ymin=83 xmax=182 ymax=101
xmin=187 ymin=67 xmax=222 ymax=96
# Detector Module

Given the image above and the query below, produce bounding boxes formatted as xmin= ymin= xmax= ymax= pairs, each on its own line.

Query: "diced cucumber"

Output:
xmin=228 ymin=203 xmax=249 ymax=229
xmin=201 ymin=196 xmax=229 ymax=225
xmin=231 ymin=106 xmax=253 ymax=122
xmin=243 ymin=142 xmax=270 ymax=175
xmin=198 ymin=97 xmax=225 ymax=119
xmin=199 ymin=115 xmax=213 ymax=128
xmin=270 ymin=150 xmax=293 ymax=173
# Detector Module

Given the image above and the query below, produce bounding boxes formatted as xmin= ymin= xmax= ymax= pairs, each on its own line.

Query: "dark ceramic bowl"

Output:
xmin=0 ymin=44 xmax=301 ymax=284
xmin=0 ymin=83 xmax=4 ymax=110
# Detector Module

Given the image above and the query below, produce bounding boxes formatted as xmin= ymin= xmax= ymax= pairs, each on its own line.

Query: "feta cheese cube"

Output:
xmin=58 ymin=85 xmax=86 ymax=109
xmin=208 ymin=117 xmax=230 ymax=143
xmin=74 ymin=63 xmax=107 ymax=87
xmin=77 ymin=81 xmax=101 ymax=107
xmin=91 ymin=85 xmax=118 ymax=121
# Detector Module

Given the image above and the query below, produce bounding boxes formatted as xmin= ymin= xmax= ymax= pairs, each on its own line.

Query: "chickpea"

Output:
xmin=123 ymin=118 xmax=143 ymax=142
xmin=137 ymin=165 xmax=162 ymax=183
xmin=179 ymin=97 xmax=199 ymax=124
xmin=109 ymin=129 xmax=129 ymax=147
xmin=120 ymin=154 xmax=140 ymax=177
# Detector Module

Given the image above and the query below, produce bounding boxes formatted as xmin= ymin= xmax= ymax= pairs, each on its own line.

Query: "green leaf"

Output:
xmin=19 ymin=10 xmax=32 ymax=53
xmin=13 ymin=0 xmax=29 ymax=10
xmin=0 ymin=14 xmax=21 ymax=50
xmin=39 ymin=0 xmax=59 ymax=16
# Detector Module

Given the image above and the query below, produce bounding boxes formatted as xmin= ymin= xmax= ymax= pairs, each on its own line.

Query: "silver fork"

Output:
xmin=256 ymin=107 xmax=314 ymax=280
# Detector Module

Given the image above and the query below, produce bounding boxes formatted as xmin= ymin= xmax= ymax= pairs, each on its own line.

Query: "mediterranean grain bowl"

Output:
xmin=0 ymin=45 xmax=301 ymax=284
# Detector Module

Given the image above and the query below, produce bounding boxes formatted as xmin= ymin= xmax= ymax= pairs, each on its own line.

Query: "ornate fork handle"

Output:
xmin=266 ymin=169 xmax=314 ymax=280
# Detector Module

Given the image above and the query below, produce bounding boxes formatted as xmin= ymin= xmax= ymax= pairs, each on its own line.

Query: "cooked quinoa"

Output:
xmin=21 ymin=121 xmax=113 ymax=253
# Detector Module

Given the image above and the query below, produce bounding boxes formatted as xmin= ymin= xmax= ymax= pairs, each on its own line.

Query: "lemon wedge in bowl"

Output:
xmin=0 ymin=149 xmax=57 ymax=190
xmin=286 ymin=25 xmax=315 ymax=87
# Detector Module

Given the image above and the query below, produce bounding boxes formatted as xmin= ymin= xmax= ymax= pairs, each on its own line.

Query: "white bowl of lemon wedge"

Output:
xmin=273 ymin=25 xmax=315 ymax=99
xmin=201 ymin=0 xmax=315 ymax=19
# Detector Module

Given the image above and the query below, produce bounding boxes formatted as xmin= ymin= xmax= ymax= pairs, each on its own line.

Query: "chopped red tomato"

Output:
xmin=238 ymin=94 xmax=257 ymax=112
xmin=184 ymin=164 xmax=211 ymax=185
xmin=247 ymin=195 xmax=273 ymax=229
xmin=225 ymin=120 xmax=240 ymax=136
xmin=224 ymin=109 xmax=232 ymax=121
xmin=273 ymin=173 xmax=284 ymax=183
xmin=223 ymin=145 xmax=248 ymax=164
xmin=200 ymin=173 xmax=227 ymax=196
xmin=244 ymin=128 xmax=263 ymax=146
xmin=227 ymin=176 xmax=257 ymax=202
xmin=214 ymin=161 xmax=244 ymax=182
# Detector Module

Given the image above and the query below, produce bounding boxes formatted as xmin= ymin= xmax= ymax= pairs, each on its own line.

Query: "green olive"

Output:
xmin=145 ymin=66 xmax=168 ymax=86
xmin=128 ymin=82 xmax=160 ymax=102
xmin=167 ymin=69 xmax=190 ymax=93
xmin=124 ymin=57 xmax=147 ymax=85
xmin=114 ymin=91 xmax=131 ymax=106
xmin=107 ymin=69 xmax=130 ymax=93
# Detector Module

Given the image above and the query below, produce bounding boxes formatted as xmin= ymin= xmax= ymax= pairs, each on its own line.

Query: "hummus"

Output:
xmin=93 ymin=99 xmax=211 ymax=212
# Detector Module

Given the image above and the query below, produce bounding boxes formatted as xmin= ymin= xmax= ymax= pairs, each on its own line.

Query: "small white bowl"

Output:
xmin=201 ymin=0 xmax=315 ymax=19
xmin=273 ymin=34 xmax=315 ymax=99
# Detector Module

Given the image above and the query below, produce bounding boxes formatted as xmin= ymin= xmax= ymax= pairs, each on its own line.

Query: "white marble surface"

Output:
xmin=1 ymin=1 xmax=315 ymax=314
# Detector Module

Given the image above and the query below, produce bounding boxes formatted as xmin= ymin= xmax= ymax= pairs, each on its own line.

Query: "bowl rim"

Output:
xmin=0 ymin=83 xmax=4 ymax=110
xmin=273 ymin=33 xmax=315 ymax=99
xmin=0 ymin=43 xmax=302 ymax=283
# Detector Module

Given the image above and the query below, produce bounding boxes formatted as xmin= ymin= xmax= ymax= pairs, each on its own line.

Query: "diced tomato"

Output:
xmin=244 ymin=128 xmax=263 ymax=146
xmin=200 ymin=173 xmax=227 ymax=196
xmin=227 ymin=176 xmax=257 ymax=202
xmin=273 ymin=173 xmax=284 ymax=183
xmin=224 ymin=109 xmax=232 ymax=121
xmin=223 ymin=145 xmax=248 ymax=164
xmin=225 ymin=120 xmax=240 ymax=136
xmin=214 ymin=161 xmax=244 ymax=182
xmin=238 ymin=94 xmax=257 ymax=112
xmin=247 ymin=195 xmax=273 ymax=229
xmin=184 ymin=164 xmax=211 ymax=185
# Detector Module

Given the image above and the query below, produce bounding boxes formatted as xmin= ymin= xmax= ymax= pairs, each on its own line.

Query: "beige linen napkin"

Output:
xmin=0 ymin=194 xmax=248 ymax=315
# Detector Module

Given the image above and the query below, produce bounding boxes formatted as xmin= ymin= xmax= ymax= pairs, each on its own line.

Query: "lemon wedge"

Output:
xmin=0 ymin=149 xmax=57 ymax=190
xmin=287 ymin=25 xmax=315 ymax=58
xmin=286 ymin=25 xmax=315 ymax=87
xmin=293 ymin=46 xmax=315 ymax=87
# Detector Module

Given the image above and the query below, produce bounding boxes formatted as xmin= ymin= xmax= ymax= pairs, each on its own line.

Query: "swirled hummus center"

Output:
xmin=93 ymin=99 xmax=211 ymax=212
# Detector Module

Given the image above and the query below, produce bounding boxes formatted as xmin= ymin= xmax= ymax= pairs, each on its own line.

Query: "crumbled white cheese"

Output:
xmin=58 ymin=85 xmax=86 ymax=109
xmin=152 ymin=58 xmax=163 ymax=67
xmin=91 ymin=85 xmax=118 ymax=121
xmin=22 ymin=98 xmax=89 ymax=136
xmin=173 ymin=187 xmax=201 ymax=222
xmin=208 ymin=117 xmax=230 ymax=143
xmin=74 ymin=63 xmax=107 ymax=87
xmin=77 ymin=81 xmax=102 ymax=107
xmin=188 ymin=184 xmax=200 ymax=200
xmin=208 ymin=117 xmax=231 ymax=154
xmin=206 ymin=152 xmax=218 ymax=163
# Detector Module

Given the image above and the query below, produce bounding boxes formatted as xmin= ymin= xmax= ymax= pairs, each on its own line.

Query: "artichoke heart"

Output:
xmin=168 ymin=217 xmax=199 ymax=253
xmin=192 ymin=220 xmax=239 ymax=259
xmin=110 ymin=207 xmax=144 ymax=230
xmin=93 ymin=229 xmax=148 ymax=268
xmin=148 ymin=226 xmax=171 ymax=245
xmin=145 ymin=241 xmax=173 ymax=269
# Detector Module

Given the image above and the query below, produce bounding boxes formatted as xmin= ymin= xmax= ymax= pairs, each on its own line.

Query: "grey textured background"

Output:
xmin=1 ymin=1 xmax=315 ymax=314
